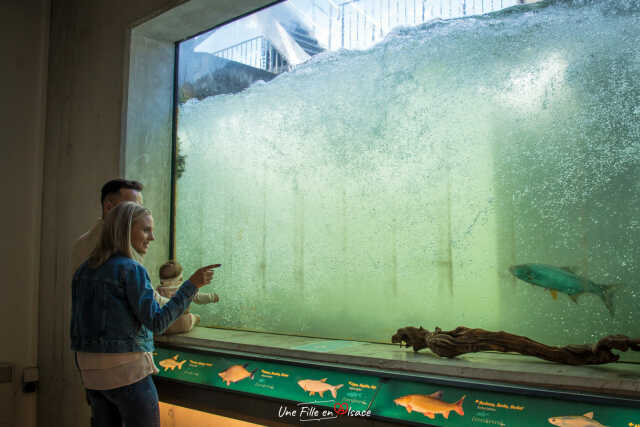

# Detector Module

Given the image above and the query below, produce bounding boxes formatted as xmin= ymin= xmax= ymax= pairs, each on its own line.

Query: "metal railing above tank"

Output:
xmin=211 ymin=36 xmax=291 ymax=74
xmin=210 ymin=0 xmax=534 ymax=74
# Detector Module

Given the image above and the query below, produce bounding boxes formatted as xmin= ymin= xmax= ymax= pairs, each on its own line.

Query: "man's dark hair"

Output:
xmin=100 ymin=179 xmax=144 ymax=204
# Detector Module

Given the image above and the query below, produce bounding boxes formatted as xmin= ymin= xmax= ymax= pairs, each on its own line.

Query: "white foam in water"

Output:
xmin=176 ymin=0 xmax=640 ymax=351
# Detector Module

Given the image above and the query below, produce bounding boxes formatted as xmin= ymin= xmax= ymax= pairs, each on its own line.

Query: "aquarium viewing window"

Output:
xmin=172 ymin=0 xmax=640 ymax=362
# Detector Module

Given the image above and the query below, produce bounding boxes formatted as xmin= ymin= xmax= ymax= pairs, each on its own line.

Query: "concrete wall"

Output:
xmin=33 ymin=0 xmax=272 ymax=426
xmin=124 ymin=31 xmax=175 ymax=285
xmin=38 ymin=2 xmax=189 ymax=423
xmin=0 ymin=1 xmax=50 ymax=427
xmin=2 ymin=0 xmax=276 ymax=425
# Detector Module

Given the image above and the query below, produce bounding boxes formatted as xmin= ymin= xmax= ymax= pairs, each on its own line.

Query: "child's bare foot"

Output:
xmin=193 ymin=313 xmax=201 ymax=325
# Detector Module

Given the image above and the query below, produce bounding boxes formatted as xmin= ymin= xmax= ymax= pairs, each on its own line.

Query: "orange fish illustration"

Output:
xmin=158 ymin=355 xmax=187 ymax=372
xmin=394 ymin=391 xmax=465 ymax=419
xmin=297 ymin=378 xmax=343 ymax=398
xmin=218 ymin=364 xmax=257 ymax=386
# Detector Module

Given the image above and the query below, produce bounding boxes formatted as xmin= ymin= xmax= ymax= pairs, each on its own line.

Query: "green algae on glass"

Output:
xmin=175 ymin=0 xmax=640 ymax=361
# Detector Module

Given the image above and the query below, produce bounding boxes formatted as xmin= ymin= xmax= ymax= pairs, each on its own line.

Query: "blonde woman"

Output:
xmin=70 ymin=201 xmax=219 ymax=427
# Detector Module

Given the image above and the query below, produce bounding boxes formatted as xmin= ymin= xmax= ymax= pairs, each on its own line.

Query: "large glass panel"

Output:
xmin=174 ymin=0 xmax=640 ymax=361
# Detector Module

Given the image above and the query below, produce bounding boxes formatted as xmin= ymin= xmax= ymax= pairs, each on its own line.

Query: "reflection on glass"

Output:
xmin=184 ymin=0 xmax=528 ymax=85
xmin=174 ymin=0 xmax=639 ymax=362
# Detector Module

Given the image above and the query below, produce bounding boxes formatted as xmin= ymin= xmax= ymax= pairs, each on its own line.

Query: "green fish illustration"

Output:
xmin=509 ymin=263 xmax=620 ymax=315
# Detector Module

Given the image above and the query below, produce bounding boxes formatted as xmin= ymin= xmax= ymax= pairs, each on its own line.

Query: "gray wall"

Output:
xmin=0 ymin=1 xmax=50 ymax=426
xmin=0 ymin=0 xmax=273 ymax=426
xmin=124 ymin=31 xmax=175 ymax=286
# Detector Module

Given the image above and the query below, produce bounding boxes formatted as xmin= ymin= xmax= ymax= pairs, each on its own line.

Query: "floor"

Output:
xmin=155 ymin=326 xmax=640 ymax=398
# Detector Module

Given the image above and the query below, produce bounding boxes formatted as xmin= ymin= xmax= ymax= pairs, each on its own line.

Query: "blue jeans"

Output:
xmin=86 ymin=375 xmax=160 ymax=427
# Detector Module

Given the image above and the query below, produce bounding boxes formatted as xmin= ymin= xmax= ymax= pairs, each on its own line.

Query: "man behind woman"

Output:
xmin=71 ymin=197 xmax=218 ymax=426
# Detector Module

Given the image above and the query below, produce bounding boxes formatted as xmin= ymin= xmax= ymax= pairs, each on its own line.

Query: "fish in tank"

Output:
xmin=509 ymin=263 xmax=620 ymax=315
xmin=172 ymin=0 xmax=640 ymax=363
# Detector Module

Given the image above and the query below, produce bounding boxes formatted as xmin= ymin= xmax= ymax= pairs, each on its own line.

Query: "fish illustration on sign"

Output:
xmin=297 ymin=378 xmax=344 ymax=398
xmin=509 ymin=264 xmax=620 ymax=315
xmin=218 ymin=364 xmax=257 ymax=386
xmin=393 ymin=391 xmax=465 ymax=419
xmin=548 ymin=411 xmax=609 ymax=426
xmin=158 ymin=354 xmax=187 ymax=372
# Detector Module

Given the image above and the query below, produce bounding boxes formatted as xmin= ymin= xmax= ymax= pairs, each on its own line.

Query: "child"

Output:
xmin=157 ymin=260 xmax=219 ymax=334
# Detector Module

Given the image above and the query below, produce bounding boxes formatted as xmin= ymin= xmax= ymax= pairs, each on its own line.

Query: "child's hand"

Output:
xmin=213 ymin=293 xmax=220 ymax=303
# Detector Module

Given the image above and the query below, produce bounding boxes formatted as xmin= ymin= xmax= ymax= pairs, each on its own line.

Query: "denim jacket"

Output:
xmin=70 ymin=255 xmax=197 ymax=353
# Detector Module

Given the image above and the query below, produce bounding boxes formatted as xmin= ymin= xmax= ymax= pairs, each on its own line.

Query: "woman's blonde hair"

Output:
xmin=88 ymin=201 xmax=151 ymax=268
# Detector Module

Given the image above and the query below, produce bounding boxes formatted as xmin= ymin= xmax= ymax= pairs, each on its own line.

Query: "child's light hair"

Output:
xmin=159 ymin=260 xmax=183 ymax=280
xmin=89 ymin=201 xmax=151 ymax=268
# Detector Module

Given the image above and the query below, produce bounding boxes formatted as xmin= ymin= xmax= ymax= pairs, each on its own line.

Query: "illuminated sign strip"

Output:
xmin=154 ymin=346 xmax=640 ymax=425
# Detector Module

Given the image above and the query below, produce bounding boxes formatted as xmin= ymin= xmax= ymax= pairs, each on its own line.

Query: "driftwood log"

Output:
xmin=391 ymin=326 xmax=640 ymax=365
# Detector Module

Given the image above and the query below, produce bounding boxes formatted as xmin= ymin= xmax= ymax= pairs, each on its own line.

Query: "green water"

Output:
xmin=175 ymin=0 xmax=640 ymax=360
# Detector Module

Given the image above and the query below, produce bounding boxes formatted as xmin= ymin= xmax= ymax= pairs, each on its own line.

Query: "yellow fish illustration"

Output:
xmin=218 ymin=364 xmax=257 ymax=386
xmin=394 ymin=391 xmax=465 ymax=419
xmin=548 ymin=411 xmax=609 ymax=427
xmin=158 ymin=354 xmax=187 ymax=372
xmin=297 ymin=378 xmax=343 ymax=398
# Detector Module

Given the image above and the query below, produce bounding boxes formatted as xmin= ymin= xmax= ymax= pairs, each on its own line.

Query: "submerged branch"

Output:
xmin=391 ymin=326 xmax=640 ymax=365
